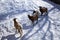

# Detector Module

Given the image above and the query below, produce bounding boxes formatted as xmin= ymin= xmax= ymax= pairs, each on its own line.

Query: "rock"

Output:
xmin=50 ymin=0 xmax=60 ymax=5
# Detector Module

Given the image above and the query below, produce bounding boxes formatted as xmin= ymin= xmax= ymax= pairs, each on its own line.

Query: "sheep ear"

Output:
xmin=14 ymin=18 xmax=17 ymax=19
xmin=13 ymin=18 xmax=17 ymax=20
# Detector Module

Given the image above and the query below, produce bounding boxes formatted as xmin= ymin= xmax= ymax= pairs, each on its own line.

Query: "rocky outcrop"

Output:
xmin=50 ymin=0 xmax=60 ymax=5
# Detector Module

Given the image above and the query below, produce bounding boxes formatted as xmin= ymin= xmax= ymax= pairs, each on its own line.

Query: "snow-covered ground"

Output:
xmin=0 ymin=0 xmax=60 ymax=40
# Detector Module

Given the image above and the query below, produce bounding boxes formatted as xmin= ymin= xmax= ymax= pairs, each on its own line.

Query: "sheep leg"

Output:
xmin=45 ymin=10 xmax=48 ymax=16
xmin=32 ymin=21 xmax=34 ymax=26
xmin=18 ymin=28 xmax=23 ymax=37
xmin=36 ymin=19 xmax=38 ymax=24
xmin=20 ymin=29 xmax=23 ymax=37
xmin=41 ymin=12 xmax=43 ymax=16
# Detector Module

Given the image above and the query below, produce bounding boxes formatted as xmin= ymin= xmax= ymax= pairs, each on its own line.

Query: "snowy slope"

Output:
xmin=0 ymin=0 xmax=60 ymax=40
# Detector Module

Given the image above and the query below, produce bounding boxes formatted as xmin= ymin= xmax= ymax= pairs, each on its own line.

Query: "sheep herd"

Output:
xmin=13 ymin=6 xmax=48 ymax=37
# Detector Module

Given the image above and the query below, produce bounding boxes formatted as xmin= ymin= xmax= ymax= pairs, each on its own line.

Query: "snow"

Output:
xmin=0 ymin=0 xmax=60 ymax=40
